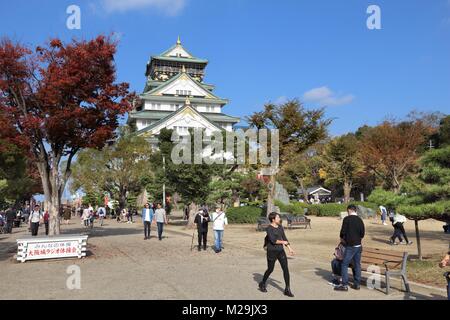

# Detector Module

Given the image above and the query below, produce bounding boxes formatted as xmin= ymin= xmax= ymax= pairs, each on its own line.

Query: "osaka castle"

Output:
xmin=128 ymin=37 xmax=240 ymax=147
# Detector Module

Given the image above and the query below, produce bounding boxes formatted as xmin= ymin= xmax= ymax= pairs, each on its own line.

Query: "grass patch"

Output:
xmin=407 ymin=254 xmax=449 ymax=288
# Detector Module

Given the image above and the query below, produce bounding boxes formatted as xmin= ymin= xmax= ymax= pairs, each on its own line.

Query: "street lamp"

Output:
xmin=163 ymin=155 xmax=166 ymax=209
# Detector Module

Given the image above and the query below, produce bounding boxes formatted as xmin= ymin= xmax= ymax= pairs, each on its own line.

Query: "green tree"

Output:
xmin=323 ymin=134 xmax=363 ymax=203
xmin=368 ymin=145 xmax=450 ymax=260
xmin=71 ymin=127 xmax=154 ymax=211
xmin=247 ymin=99 xmax=331 ymax=214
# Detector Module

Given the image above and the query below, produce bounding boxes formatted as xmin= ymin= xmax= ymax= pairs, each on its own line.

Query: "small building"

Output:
xmin=297 ymin=186 xmax=332 ymax=202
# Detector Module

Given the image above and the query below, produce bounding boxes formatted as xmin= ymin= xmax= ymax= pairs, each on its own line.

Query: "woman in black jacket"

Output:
xmin=259 ymin=212 xmax=295 ymax=297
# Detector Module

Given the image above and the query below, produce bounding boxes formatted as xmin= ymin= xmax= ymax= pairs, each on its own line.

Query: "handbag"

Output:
xmin=334 ymin=243 xmax=346 ymax=261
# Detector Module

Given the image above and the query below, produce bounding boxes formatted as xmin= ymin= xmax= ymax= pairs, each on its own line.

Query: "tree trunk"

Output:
xmin=266 ymin=174 xmax=276 ymax=217
xmin=343 ymin=179 xmax=352 ymax=204
xmin=187 ymin=202 xmax=198 ymax=228
xmin=119 ymin=191 xmax=127 ymax=212
xmin=37 ymin=162 xmax=62 ymax=235
xmin=297 ymin=177 xmax=308 ymax=202
xmin=414 ymin=219 xmax=422 ymax=260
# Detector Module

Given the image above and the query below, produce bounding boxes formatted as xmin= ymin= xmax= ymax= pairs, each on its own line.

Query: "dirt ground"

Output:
xmin=0 ymin=213 xmax=448 ymax=300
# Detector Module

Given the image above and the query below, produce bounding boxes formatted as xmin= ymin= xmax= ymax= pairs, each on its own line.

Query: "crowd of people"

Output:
xmin=1 ymin=200 xmax=448 ymax=299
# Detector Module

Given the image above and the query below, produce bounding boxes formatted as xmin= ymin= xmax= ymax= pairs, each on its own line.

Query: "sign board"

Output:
xmin=16 ymin=235 xmax=88 ymax=263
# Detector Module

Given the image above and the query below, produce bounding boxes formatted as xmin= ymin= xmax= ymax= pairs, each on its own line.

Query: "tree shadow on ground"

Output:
xmin=252 ymin=273 xmax=285 ymax=294
xmin=61 ymin=226 xmax=143 ymax=239
xmin=0 ymin=241 xmax=17 ymax=262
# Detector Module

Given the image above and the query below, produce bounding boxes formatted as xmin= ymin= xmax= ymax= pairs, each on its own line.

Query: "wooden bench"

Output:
xmin=360 ymin=247 xmax=410 ymax=294
xmin=256 ymin=218 xmax=270 ymax=232
xmin=287 ymin=215 xmax=311 ymax=229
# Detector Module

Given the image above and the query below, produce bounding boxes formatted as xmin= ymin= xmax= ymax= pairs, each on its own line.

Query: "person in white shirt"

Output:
xmin=28 ymin=205 xmax=43 ymax=236
xmin=211 ymin=205 xmax=228 ymax=253
xmin=81 ymin=206 xmax=91 ymax=228
xmin=154 ymin=203 xmax=167 ymax=241
xmin=379 ymin=205 xmax=388 ymax=225
xmin=141 ymin=203 xmax=154 ymax=240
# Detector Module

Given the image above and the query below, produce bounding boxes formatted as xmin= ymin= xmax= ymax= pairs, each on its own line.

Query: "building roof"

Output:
xmin=134 ymin=104 xmax=223 ymax=136
xmin=145 ymin=80 xmax=215 ymax=92
xmin=140 ymin=70 xmax=227 ymax=103
xmin=297 ymin=186 xmax=332 ymax=195
xmin=129 ymin=110 xmax=240 ymax=123
xmin=150 ymin=55 xmax=208 ymax=64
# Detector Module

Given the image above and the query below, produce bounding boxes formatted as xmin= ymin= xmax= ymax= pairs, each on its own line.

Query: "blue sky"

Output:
xmin=1 ymin=0 xmax=450 ymax=136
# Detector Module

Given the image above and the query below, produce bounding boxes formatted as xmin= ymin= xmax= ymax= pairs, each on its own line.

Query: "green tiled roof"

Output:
xmin=134 ymin=105 xmax=223 ymax=136
xmin=129 ymin=110 xmax=240 ymax=124
xmin=144 ymin=80 xmax=215 ymax=93
xmin=151 ymin=55 xmax=208 ymax=64
xmin=140 ymin=72 xmax=228 ymax=104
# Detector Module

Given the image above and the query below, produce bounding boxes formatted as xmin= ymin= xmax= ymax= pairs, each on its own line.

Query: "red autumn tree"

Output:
xmin=359 ymin=119 xmax=434 ymax=193
xmin=0 ymin=36 xmax=133 ymax=234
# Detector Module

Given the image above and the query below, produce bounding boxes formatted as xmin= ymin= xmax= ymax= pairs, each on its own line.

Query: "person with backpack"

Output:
xmin=259 ymin=212 xmax=295 ymax=297
xmin=142 ymin=203 xmax=154 ymax=240
xmin=97 ymin=206 xmax=106 ymax=227
xmin=211 ymin=205 xmax=228 ymax=253
xmin=29 ymin=205 xmax=43 ymax=236
xmin=334 ymin=204 xmax=365 ymax=292
xmin=194 ymin=209 xmax=210 ymax=251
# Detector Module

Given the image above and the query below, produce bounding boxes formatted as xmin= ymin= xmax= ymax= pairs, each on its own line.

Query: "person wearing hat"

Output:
xmin=194 ymin=209 xmax=210 ymax=251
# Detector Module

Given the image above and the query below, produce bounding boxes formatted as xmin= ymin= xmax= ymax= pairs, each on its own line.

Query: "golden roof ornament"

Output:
xmin=185 ymin=97 xmax=191 ymax=106
xmin=181 ymin=65 xmax=186 ymax=73
xmin=176 ymin=35 xmax=181 ymax=45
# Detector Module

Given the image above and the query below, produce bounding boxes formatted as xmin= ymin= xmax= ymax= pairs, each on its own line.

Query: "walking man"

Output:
xmin=194 ymin=209 xmax=210 ymax=251
xmin=259 ymin=212 xmax=295 ymax=297
xmin=142 ymin=203 xmax=154 ymax=240
xmin=335 ymin=204 xmax=365 ymax=291
xmin=211 ymin=205 xmax=228 ymax=253
xmin=5 ymin=207 xmax=15 ymax=234
xmin=154 ymin=203 xmax=167 ymax=241
xmin=29 ymin=205 xmax=43 ymax=236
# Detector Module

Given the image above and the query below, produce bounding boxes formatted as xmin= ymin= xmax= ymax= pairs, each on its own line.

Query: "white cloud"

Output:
xmin=100 ymin=0 xmax=187 ymax=16
xmin=274 ymin=96 xmax=288 ymax=104
xmin=303 ymin=86 xmax=354 ymax=107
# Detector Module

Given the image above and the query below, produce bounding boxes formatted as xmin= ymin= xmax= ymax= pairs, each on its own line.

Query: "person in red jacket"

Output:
xmin=43 ymin=210 xmax=50 ymax=236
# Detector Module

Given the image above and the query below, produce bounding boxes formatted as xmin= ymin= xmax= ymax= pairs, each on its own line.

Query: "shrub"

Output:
xmin=226 ymin=206 xmax=263 ymax=224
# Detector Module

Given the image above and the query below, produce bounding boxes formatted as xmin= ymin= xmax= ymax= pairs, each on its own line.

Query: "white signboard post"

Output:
xmin=16 ymin=235 xmax=88 ymax=263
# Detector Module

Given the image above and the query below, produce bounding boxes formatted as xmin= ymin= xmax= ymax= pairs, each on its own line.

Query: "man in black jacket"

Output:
xmin=335 ymin=204 xmax=365 ymax=291
xmin=194 ymin=209 xmax=210 ymax=251
xmin=5 ymin=207 xmax=16 ymax=234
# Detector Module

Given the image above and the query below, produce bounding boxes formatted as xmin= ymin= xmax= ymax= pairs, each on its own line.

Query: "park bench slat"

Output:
xmin=362 ymin=252 xmax=404 ymax=263
xmin=363 ymin=247 xmax=405 ymax=258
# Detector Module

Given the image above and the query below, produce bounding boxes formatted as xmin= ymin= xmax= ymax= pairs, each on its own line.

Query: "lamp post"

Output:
xmin=163 ymin=155 xmax=166 ymax=209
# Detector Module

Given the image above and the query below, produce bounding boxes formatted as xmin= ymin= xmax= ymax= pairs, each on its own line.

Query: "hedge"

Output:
xmin=226 ymin=206 xmax=264 ymax=224
xmin=275 ymin=200 xmax=378 ymax=217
